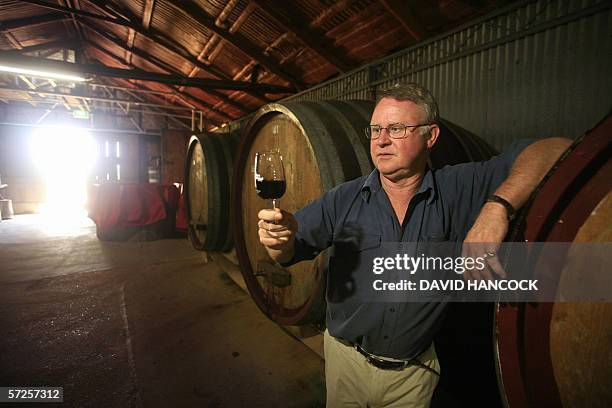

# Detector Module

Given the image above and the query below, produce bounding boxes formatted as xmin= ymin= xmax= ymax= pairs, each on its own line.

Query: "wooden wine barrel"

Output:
xmin=184 ymin=131 xmax=239 ymax=252
xmin=232 ymin=100 xmax=497 ymax=326
xmin=495 ymin=114 xmax=612 ymax=407
xmin=231 ymin=101 xmax=373 ymax=326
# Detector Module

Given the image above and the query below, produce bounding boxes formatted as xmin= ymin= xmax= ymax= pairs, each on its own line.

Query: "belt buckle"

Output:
xmin=355 ymin=344 xmax=407 ymax=371
xmin=369 ymin=355 xmax=406 ymax=370
xmin=353 ymin=341 xmax=440 ymax=376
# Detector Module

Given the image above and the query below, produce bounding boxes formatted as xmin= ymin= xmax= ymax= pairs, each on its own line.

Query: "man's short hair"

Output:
xmin=376 ymin=83 xmax=439 ymax=124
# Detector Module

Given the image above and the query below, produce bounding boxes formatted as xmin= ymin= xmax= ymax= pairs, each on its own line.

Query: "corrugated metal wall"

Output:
xmin=280 ymin=0 xmax=612 ymax=150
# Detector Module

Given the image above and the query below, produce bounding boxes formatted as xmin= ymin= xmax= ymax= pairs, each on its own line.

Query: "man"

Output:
xmin=257 ymin=83 xmax=571 ymax=407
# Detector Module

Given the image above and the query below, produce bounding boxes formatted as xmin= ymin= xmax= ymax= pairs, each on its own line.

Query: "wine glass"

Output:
xmin=254 ymin=150 xmax=286 ymax=209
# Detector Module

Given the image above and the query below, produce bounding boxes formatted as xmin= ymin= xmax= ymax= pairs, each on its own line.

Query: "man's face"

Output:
xmin=369 ymin=97 xmax=438 ymax=181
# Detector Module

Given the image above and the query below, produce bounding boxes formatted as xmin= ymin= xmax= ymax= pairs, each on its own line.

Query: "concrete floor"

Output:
xmin=0 ymin=215 xmax=325 ymax=407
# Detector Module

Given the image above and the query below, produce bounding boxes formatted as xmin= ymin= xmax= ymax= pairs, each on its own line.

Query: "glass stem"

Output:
xmin=272 ymin=199 xmax=277 ymax=209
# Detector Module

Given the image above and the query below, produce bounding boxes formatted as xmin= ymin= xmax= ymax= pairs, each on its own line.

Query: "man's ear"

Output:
xmin=426 ymin=124 xmax=440 ymax=150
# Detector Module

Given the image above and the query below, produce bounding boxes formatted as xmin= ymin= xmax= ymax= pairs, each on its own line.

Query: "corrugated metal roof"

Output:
xmin=0 ymin=0 xmax=515 ymax=126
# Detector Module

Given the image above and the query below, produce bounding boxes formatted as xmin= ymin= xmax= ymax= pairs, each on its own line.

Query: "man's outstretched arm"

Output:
xmin=464 ymin=137 xmax=573 ymax=279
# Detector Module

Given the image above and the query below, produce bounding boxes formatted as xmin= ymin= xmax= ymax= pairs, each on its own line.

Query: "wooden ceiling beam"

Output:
xmin=126 ymin=29 xmax=136 ymax=57
xmin=84 ymin=0 xmax=272 ymax=102
xmin=125 ymin=0 xmax=156 ymax=64
xmin=142 ymin=0 xmax=156 ymax=30
xmin=85 ymin=43 xmax=236 ymax=123
xmin=0 ymin=51 xmax=292 ymax=95
xmin=193 ymin=0 xmax=243 ymax=67
xmin=180 ymin=0 xmax=250 ymax=96
xmin=83 ymin=26 xmax=253 ymax=114
xmin=378 ymin=0 xmax=427 ymax=41
xmin=3 ymin=32 xmax=22 ymax=50
xmin=251 ymin=0 xmax=353 ymax=73
xmin=165 ymin=0 xmax=305 ymax=90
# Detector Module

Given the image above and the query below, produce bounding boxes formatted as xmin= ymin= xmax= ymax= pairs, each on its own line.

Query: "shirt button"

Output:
xmin=389 ymin=308 xmax=395 ymax=312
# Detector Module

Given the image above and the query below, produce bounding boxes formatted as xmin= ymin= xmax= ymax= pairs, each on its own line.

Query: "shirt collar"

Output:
xmin=360 ymin=168 xmax=437 ymax=205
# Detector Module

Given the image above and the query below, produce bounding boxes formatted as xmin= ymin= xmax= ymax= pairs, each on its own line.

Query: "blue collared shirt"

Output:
xmin=288 ymin=139 xmax=533 ymax=359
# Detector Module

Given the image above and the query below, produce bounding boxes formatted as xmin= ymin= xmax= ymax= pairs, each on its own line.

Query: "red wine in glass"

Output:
xmin=254 ymin=150 xmax=286 ymax=209
xmin=255 ymin=179 xmax=286 ymax=200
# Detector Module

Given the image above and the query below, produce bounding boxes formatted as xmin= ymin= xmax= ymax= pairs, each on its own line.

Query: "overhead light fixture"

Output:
xmin=0 ymin=64 xmax=86 ymax=82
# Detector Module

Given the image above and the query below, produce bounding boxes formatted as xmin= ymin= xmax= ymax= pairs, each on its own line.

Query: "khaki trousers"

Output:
xmin=324 ymin=330 xmax=440 ymax=408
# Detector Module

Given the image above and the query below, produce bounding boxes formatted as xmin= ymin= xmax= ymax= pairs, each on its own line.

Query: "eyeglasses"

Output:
xmin=364 ymin=123 xmax=432 ymax=139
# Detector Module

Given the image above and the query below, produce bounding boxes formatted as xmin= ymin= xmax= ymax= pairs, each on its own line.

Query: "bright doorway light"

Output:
xmin=30 ymin=126 xmax=96 ymax=231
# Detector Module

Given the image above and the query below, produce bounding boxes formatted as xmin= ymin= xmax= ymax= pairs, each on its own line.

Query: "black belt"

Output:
xmin=336 ymin=337 xmax=440 ymax=375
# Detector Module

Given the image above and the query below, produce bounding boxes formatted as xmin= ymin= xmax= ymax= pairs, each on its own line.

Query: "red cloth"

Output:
xmin=88 ymin=183 xmax=179 ymax=228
